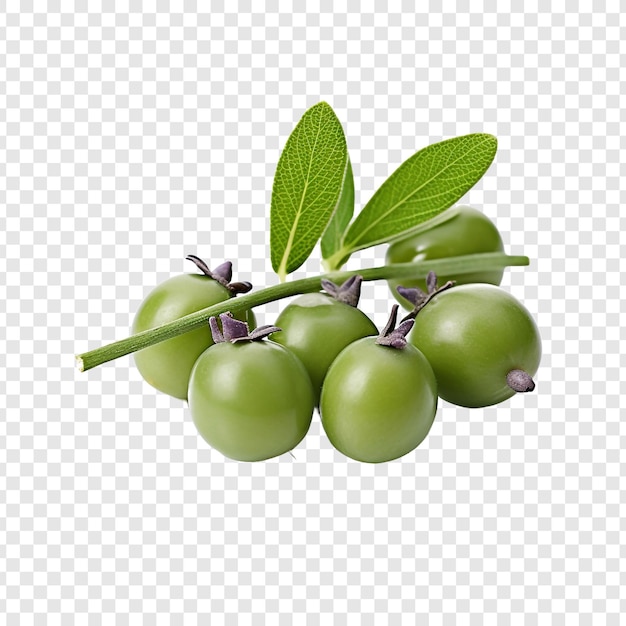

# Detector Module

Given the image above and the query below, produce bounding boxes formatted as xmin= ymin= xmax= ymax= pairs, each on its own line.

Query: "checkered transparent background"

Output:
xmin=1 ymin=2 xmax=624 ymax=622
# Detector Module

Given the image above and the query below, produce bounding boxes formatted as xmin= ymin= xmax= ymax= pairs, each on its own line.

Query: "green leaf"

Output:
xmin=270 ymin=102 xmax=348 ymax=280
xmin=321 ymin=157 xmax=354 ymax=263
xmin=339 ymin=133 xmax=497 ymax=256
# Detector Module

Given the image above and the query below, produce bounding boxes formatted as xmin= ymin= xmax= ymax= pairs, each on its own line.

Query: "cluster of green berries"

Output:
xmin=133 ymin=207 xmax=541 ymax=463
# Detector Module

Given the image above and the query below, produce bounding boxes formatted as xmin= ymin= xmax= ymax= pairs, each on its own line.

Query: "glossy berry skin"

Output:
xmin=319 ymin=337 xmax=438 ymax=463
xmin=132 ymin=274 xmax=255 ymax=400
xmin=409 ymin=284 xmax=541 ymax=408
xmin=188 ymin=340 xmax=314 ymax=461
xmin=386 ymin=206 xmax=505 ymax=308
xmin=271 ymin=293 xmax=378 ymax=403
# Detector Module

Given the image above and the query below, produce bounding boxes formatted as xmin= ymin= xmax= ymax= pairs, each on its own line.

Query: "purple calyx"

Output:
xmin=397 ymin=271 xmax=455 ymax=321
xmin=186 ymin=255 xmax=253 ymax=295
xmin=375 ymin=304 xmax=414 ymax=350
xmin=210 ymin=312 xmax=281 ymax=344
xmin=320 ymin=274 xmax=364 ymax=307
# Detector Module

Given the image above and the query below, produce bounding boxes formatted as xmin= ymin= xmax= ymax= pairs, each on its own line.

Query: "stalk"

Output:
xmin=75 ymin=252 xmax=529 ymax=372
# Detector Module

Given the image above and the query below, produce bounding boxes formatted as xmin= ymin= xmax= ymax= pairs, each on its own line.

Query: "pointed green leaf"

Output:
xmin=321 ymin=157 xmax=354 ymax=262
xmin=270 ymin=102 xmax=348 ymax=280
xmin=340 ymin=134 xmax=497 ymax=254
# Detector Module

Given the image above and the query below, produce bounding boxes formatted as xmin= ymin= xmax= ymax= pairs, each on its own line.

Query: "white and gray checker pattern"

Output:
xmin=1 ymin=3 xmax=624 ymax=623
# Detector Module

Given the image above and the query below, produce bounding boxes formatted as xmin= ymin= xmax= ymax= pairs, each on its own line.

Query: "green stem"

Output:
xmin=322 ymin=248 xmax=350 ymax=272
xmin=324 ymin=207 xmax=463 ymax=271
xmin=76 ymin=252 xmax=529 ymax=372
